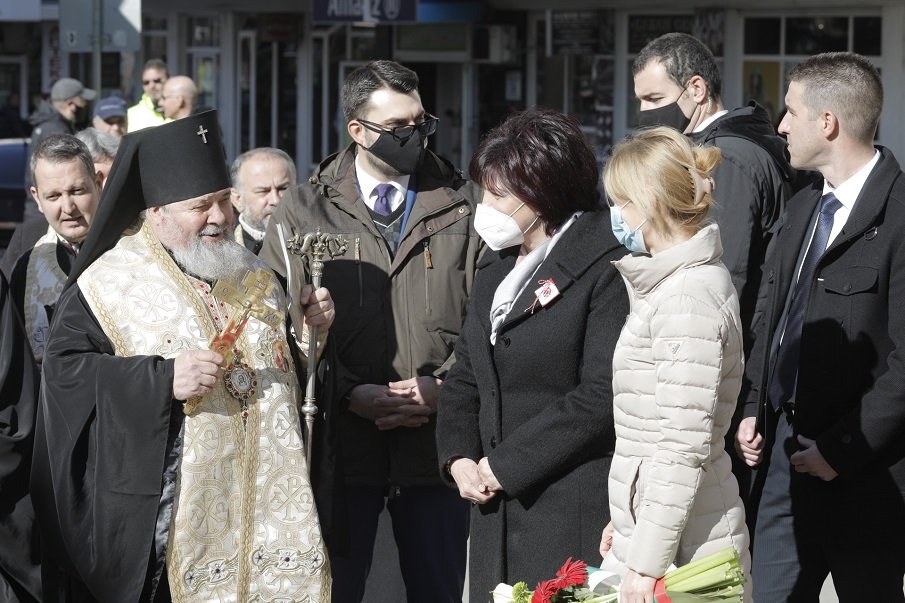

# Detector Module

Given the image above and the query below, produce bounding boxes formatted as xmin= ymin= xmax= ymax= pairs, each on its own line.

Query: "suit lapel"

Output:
xmin=775 ymin=187 xmax=821 ymax=290
xmin=825 ymin=149 xmax=901 ymax=254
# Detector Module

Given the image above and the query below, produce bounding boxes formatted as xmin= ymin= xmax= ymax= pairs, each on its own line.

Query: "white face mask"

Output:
xmin=474 ymin=202 xmax=531 ymax=251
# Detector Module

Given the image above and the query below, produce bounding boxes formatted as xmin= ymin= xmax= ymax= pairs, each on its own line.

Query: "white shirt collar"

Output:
xmin=54 ymin=232 xmax=80 ymax=254
xmin=693 ymin=109 xmax=729 ymax=133
xmin=238 ymin=213 xmax=266 ymax=241
xmin=822 ymin=149 xmax=881 ymax=211
xmin=355 ymin=153 xmax=410 ymax=212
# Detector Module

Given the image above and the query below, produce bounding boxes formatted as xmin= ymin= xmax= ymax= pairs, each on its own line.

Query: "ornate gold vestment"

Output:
xmin=78 ymin=220 xmax=330 ymax=602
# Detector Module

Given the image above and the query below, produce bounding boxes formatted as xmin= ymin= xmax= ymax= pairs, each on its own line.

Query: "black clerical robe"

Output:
xmin=0 ymin=272 xmax=41 ymax=602
xmin=31 ymin=284 xmax=180 ymax=602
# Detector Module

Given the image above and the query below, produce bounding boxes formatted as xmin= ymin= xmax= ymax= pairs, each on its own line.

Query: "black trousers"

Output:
xmin=753 ymin=409 xmax=905 ymax=602
xmin=328 ymin=484 xmax=469 ymax=603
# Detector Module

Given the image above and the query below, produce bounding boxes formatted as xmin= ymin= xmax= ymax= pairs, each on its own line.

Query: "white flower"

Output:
xmin=491 ymin=583 xmax=515 ymax=602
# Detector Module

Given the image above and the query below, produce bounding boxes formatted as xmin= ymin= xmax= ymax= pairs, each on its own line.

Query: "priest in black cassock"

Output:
xmin=0 ymin=272 xmax=41 ymax=602
xmin=31 ymin=112 xmax=333 ymax=602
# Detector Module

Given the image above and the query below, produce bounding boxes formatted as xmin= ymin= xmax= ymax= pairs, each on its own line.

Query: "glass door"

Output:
xmin=235 ymin=16 xmax=300 ymax=157
xmin=0 ymin=56 xmax=29 ymax=136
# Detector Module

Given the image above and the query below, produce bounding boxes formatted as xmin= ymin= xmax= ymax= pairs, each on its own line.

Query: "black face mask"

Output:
xmin=72 ymin=104 xmax=90 ymax=129
xmin=636 ymin=100 xmax=691 ymax=132
xmin=368 ymin=129 xmax=426 ymax=175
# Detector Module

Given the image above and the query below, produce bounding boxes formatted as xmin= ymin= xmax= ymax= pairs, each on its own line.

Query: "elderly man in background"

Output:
xmin=32 ymin=111 xmax=333 ymax=602
xmin=91 ymin=96 xmax=127 ymax=138
xmin=127 ymin=58 xmax=168 ymax=131
xmin=76 ymin=127 xmax=120 ymax=189
xmin=230 ymin=147 xmax=297 ymax=254
xmin=160 ymin=75 xmax=198 ymax=121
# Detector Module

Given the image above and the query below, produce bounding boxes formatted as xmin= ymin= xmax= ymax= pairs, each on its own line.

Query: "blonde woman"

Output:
xmin=598 ymin=127 xmax=751 ymax=603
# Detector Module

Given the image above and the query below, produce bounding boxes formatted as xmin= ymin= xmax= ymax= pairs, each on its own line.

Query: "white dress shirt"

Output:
xmin=355 ymin=154 xmax=410 ymax=213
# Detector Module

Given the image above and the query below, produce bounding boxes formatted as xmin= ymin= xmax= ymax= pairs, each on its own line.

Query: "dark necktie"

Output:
xmin=373 ymin=183 xmax=395 ymax=217
xmin=768 ymin=192 xmax=844 ymax=410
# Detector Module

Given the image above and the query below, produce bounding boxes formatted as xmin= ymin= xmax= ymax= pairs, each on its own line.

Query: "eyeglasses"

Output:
xmin=357 ymin=114 xmax=439 ymax=143
xmin=143 ymin=78 xmax=163 ymax=85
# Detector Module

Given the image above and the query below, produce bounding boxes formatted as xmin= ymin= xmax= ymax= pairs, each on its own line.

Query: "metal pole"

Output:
xmin=285 ymin=231 xmax=348 ymax=468
xmin=92 ymin=0 xmax=103 ymax=95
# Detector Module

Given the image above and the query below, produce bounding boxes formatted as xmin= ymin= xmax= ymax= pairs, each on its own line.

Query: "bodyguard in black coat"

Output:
xmin=436 ymin=109 xmax=628 ymax=601
xmin=737 ymin=53 xmax=905 ymax=601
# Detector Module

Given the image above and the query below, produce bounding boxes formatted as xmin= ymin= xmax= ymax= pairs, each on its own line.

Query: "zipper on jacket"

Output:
xmin=423 ymin=239 xmax=432 ymax=315
xmin=355 ymin=236 xmax=363 ymax=307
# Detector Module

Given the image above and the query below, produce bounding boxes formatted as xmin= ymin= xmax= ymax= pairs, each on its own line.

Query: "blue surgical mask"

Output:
xmin=609 ymin=201 xmax=648 ymax=253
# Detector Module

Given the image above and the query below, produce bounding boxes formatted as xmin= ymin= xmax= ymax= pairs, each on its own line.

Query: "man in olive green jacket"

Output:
xmin=259 ymin=60 xmax=480 ymax=603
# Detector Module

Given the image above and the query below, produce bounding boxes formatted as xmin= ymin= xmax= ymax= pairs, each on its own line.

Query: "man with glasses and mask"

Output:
xmin=260 ymin=59 xmax=481 ymax=603
xmin=632 ymin=33 xmax=795 ymax=513
xmin=127 ymin=58 xmax=169 ymax=132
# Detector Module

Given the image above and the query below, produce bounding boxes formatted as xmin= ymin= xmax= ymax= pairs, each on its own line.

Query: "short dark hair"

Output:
xmin=342 ymin=60 xmax=419 ymax=123
xmin=143 ymin=58 xmax=168 ymax=77
xmin=789 ymin=52 xmax=882 ymax=144
xmin=633 ymin=33 xmax=722 ymax=102
xmin=469 ymin=108 xmax=600 ymax=234
xmin=30 ymin=134 xmax=95 ymax=188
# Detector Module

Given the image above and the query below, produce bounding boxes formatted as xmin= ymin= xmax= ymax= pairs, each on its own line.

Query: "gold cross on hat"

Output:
xmin=209 ymin=268 xmax=281 ymax=363
xmin=196 ymin=124 xmax=209 ymax=144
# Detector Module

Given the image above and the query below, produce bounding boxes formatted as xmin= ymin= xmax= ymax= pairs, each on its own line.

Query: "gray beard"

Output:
xmin=170 ymin=235 xmax=248 ymax=282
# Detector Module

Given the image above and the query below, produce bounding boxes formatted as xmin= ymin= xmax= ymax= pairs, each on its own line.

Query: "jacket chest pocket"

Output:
xmin=821 ymin=266 xmax=878 ymax=296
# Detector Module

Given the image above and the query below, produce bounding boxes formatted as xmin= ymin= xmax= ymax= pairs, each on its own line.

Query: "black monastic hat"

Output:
xmin=67 ymin=110 xmax=230 ymax=286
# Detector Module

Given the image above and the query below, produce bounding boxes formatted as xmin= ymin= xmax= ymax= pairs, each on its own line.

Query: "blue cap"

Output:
xmin=94 ymin=96 xmax=127 ymax=120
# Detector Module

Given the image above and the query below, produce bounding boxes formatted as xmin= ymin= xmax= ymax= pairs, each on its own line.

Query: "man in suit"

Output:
xmin=736 ymin=52 xmax=905 ymax=601
xmin=259 ymin=60 xmax=480 ymax=603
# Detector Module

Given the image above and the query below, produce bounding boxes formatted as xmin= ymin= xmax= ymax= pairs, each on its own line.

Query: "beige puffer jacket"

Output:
xmin=602 ymin=224 xmax=751 ymax=586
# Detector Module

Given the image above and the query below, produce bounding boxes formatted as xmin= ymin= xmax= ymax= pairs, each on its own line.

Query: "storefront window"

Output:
xmin=742 ymin=14 xmax=881 ymax=126
xmin=853 ymin=17 xmax=882 ymax=56
xmin=186 ymin=16 xmax=220 ymax=47
xmin=744 ymin=18 xmax=780 ymax=55
xmin=535 ymin=10 xmax=615 ymax=158
xmin=785 ymin=17 xmax=847 ymax=55
xmin=186 ymin=16 xmax=221 ymax=112
xmin=628 ymin=15 xmax=693 ymax=54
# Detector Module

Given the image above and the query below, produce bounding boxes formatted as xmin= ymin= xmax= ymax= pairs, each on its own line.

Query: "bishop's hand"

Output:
xmin=298 ymin=283 xmax=335 ymax=330
xmin=173 ymin=349 xmax=224 ymax=400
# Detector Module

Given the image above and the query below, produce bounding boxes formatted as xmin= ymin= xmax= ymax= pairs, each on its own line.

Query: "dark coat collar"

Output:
xmin=477 ymin=210 xmax=623 ymax=333
xmin=778 ymin=147 xmax=902 ymax=278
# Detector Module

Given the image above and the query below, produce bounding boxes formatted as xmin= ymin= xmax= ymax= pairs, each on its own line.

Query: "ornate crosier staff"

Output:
xmin=286 ymin=229 xmax=347 ymax=466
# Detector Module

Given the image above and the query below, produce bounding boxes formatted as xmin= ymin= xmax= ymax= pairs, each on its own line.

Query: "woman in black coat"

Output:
xmin=436 ymin=108 xmax=628 ymax=601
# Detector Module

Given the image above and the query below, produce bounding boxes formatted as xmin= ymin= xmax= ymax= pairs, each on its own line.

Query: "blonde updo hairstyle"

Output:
xmin=603 ymin=126 xmax=721 ymax=240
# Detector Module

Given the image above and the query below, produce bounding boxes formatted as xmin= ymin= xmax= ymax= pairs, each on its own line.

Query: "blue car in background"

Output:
xmin=0 ymin=138 xmax=28 ymax=249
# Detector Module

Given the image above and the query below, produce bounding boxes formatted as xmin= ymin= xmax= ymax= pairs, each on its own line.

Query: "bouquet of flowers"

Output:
xmin=491 ymin=547 xmax=745 ymax=603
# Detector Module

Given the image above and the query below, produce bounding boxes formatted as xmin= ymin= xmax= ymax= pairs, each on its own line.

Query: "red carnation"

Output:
xmin=530 ymin=577 xmax=559 ymax=603
xmin=553 ymin=557 xmax=588 ymax=589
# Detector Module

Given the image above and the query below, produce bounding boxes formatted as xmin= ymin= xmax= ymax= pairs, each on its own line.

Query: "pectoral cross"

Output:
xmin=209 ymin=268 xmax=281 ymax=363
xmin=196 ymin=125 xmax=209 ymax=144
